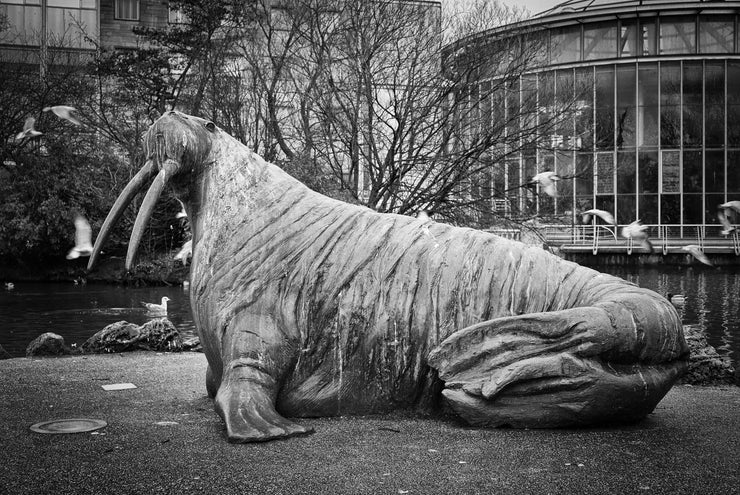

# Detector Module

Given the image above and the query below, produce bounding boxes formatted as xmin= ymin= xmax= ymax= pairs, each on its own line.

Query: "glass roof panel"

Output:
xmin=537 ymin=0 xmax=732 ymax=17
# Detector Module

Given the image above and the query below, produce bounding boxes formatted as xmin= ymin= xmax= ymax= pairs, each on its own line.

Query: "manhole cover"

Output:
xmin=30 ymin=418 xmax=107 ymax=434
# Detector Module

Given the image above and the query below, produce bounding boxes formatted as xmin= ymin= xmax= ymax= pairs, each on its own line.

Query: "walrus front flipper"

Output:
xmin=214 ymin=313 xmax=314 ymax=443
xmin=427 ymin=307 xmax=686 ymax=428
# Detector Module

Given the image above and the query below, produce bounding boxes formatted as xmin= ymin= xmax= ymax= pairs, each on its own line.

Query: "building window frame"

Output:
xmin=115 ymin=0 xmax=139 ymax=21
xmin=168 ymin=2 xmax=188 ymax=24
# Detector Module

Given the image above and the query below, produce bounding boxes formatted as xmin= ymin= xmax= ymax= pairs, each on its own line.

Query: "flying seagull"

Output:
xmin=621 ymin=220 xmax=653 ymax=253
xmin=681 ymin=245 xmax=713 ymax=266
xmin=531 ymin=171 xmax=560 ymax=197
xmin=15 ymin=117 xmax=42 ymax=141
xmin=43 ymin=105 xmax=82 ymax=126
xmin=719 ymin=201 xmax=740 ymax=216
xmin=582 ymin=208 xmax=616 ymax=226
xmin=175 ymin=199 xmax=188 ymax=219
xmin=416 ymin=210 xmax=439 ymax=247
xmin=717 ymin=209 xmax=736 ymax=236
xmin=174 ymin=239 xmax=193 ymax=266
xmin=66 ymin=215 xmax=94 ymax=260
xmin=666 ymin=293 xmax=685 ymax=308
xmin=142 ymin=296 xmax=170 ymax=314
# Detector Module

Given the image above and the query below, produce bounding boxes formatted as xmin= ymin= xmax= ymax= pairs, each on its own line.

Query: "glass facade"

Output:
xmin=473 ymin=11 xmax=740 ymax=235
xmin=0 ymin=0 xmax=96 ymax=48
xmin=542 ymin=15 xmax=737 ymax=65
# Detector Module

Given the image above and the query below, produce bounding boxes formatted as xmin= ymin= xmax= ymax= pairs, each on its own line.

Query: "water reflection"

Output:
xmin=0 ymin=283 xmax=196 ymax=357
xmin=598 ymin=265 xmax=738 ymax=369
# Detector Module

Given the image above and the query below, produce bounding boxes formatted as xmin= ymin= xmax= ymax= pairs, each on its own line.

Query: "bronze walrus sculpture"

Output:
xmin=88 ymin=111 xmax=688 ymax=443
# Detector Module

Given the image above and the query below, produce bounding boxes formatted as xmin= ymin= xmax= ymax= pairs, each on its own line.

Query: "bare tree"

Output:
xmin=236 ymin=0 xmax=570 ymax=227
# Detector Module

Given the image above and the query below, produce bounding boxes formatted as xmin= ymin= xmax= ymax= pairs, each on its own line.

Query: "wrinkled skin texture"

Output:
xmin=89 ymin=112 xmax=688 ymax=443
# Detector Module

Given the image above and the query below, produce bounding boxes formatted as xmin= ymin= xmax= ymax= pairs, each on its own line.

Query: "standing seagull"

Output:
xmin=43 ymin=105 xmax=82 ymax=126
xmin=621 ymin=220 xmax=654 ymax=253
xmin=66 ymin=215 xmax=94 ymax=260
xmin=15 ymin=117 xmax=42 ymax=141
xmin=682 ymin=245 xmax=713 ymax=266
xmin=717 ymin=209 xmax=736 ymax=236
xmin=582 ymin=208 xmax=616 ymax=226
xmin=531 ymin=171 xmax=560 ymax=197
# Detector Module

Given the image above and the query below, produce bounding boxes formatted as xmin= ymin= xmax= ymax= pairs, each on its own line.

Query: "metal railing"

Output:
xmin=541 ymin=223 xmax=740 ymax=256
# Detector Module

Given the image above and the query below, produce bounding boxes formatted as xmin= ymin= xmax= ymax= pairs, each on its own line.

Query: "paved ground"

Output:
xmin=1 ymin=352 xmax=738 ymax=495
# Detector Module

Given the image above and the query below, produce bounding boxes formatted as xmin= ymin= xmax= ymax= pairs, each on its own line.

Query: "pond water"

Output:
xmin=0 ymin=283 xmax=196 ymax=357
xmin=1 ymin=266 xmax=738 ymax=368
xmin=596 ymin=264 xmax=739 ymax=369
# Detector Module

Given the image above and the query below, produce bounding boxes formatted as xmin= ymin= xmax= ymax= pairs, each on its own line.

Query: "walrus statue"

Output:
xmin=88 ymin=111 xmax=688 ymax=443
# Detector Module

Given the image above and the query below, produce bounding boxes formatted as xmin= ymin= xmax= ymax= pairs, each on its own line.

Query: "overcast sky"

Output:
xmin=508 ymin=0 xmax=564 ymax=15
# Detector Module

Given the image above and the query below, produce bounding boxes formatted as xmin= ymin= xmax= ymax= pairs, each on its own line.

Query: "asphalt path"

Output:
xmin=1 ymin=352 xmax=738 ymax=495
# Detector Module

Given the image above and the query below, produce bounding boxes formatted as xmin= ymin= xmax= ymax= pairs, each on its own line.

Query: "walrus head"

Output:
xmin=88 ymin=111 xmax=218 ymax=271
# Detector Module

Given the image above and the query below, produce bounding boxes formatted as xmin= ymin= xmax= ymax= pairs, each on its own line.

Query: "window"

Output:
xmin=595 ymin=66 xmax=614 ymax=150
xmin=660 ymin=62 xmax=681 ymax=148
xmin=551 ymin=26 xmax=581 ymax=64
xmin=584 ymin=22 xmax=617 ymax=60
xmin=705 ymin=62 xmax=725 ymax=148
xmin=621 ymin=18 xmax=658 ymax=56
xmin=576 ymin=153 xmax=594 ymax=196
xmin=0 ymin=0 xmax=42 ymax=45
xmin=660 ymin=17 xmax=696 ymax=55
xmin=575 ymin=67 xmax=594 ymax=150
xmin=596 ymin=152 xmax=614 ymax=194
xmin=683 ymin=150 xmax=702 ymax=194
xmin=616 ymin=65 xmax=636 ymax=149
xmin=617 ymin=151 xmax=636 ymax=194
xmin=728 ymin=150 xmax=740 ymax=193
xmin=683 ymin=62 xmax=703 ymax=149
xmin=661 ymin=151 xmax=680 ymax=194
xmin=168 ymin=2 xmax=188 ymax=24
xmin=639 ymin=150 xmax=659 ymax=193
xmin=0 ymin=0 xmax=95 ymax=47
xmin=638 ymin=64 xmax=658 ymax=147
xmin=115 ymin=0 xmax=139 ymax=20
xmin=705 ymin=150 xmax=724 ymax=193
xmin=700 ymin=16 xmax=733 ymax=53
xmin=728 ymin=63 xmax=740 ymax=146
xmin=620 ymin=20 xmax=638 ymax=57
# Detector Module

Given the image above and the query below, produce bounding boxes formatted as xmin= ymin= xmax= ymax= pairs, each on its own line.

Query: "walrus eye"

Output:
xmin=205 ymin=122 xmax=216 ymax=132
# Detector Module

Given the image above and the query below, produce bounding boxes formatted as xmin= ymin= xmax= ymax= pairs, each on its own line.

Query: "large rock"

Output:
xmin=138 ymin=318 xmax=183 ymax=351
xmin=181 ymin=336 xmax=202 ymax=352
xmin=26 ymin=332 xmax=71 ymax=357
xmin=83 ymin=319 xmax=182 ymax=353
xmin=681 ymin=324 xmax=735 ymax=385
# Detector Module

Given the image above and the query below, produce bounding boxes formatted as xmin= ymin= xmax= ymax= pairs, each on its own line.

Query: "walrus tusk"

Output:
xmin=87 ymin=160 xmax=157 ymax=270
xmin=125 ymin=167 xmax=170 ymax=271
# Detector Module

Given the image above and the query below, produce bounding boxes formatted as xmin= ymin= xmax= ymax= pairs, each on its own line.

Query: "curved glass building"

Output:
xmin=453 ymin=0 xmax=740 ymax=246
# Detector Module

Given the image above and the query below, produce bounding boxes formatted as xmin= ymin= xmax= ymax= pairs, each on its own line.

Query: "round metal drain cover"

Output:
xmin=30 ymin=418 xmax=107 ymax=434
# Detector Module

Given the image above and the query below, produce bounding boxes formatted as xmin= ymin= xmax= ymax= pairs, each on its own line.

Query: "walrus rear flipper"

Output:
xmin=427 ymin=307 xmax=686 ymax=428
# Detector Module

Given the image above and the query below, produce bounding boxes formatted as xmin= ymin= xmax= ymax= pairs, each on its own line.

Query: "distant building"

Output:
xmin=0 ymin=0 xmax=182 ymax=67
xmin=447 ymin=0 xmax=740 ymax=249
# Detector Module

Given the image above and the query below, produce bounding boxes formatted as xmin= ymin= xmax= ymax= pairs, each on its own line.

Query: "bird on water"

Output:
xmin=142 ymin=296 xmax=170 ymax=315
